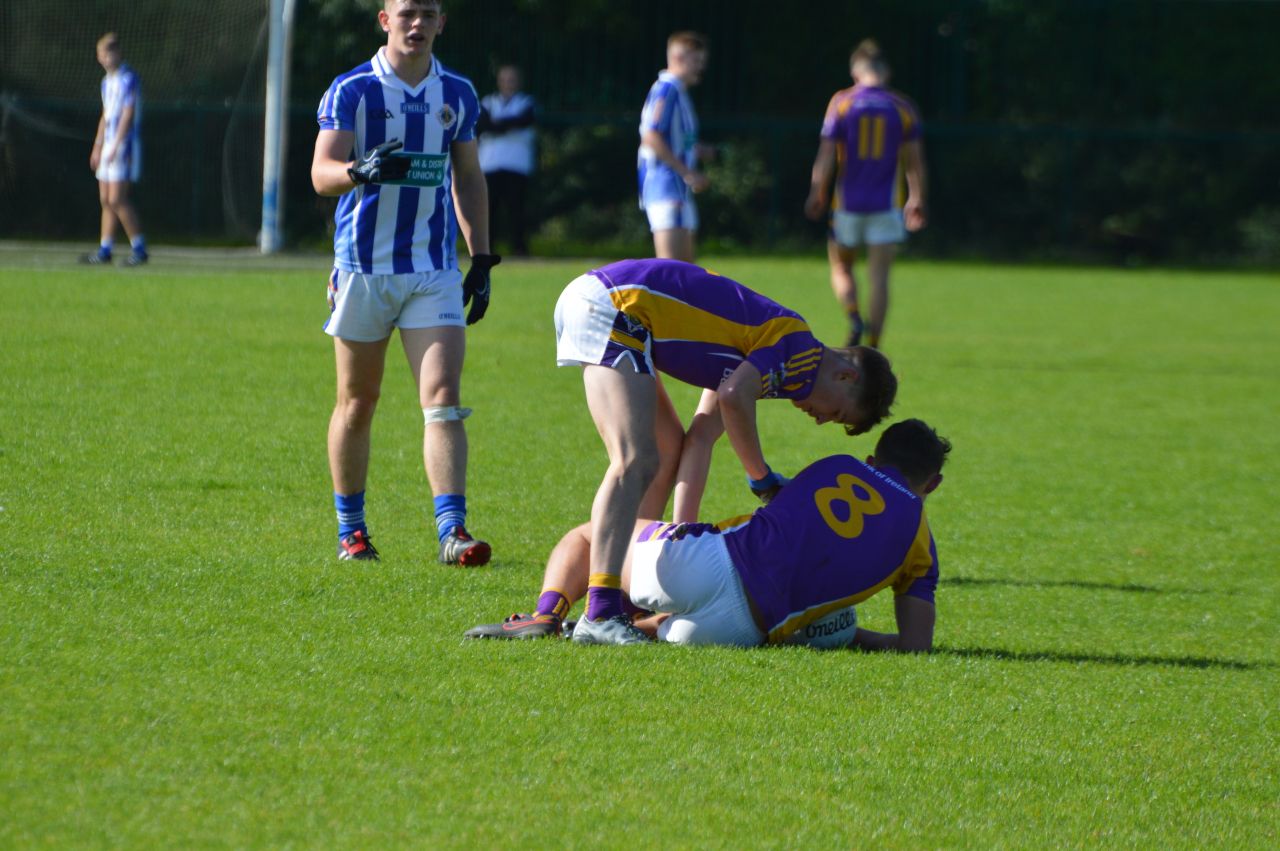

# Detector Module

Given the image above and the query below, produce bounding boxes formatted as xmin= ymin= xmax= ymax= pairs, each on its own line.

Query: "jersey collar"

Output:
xmin=657 ymin=69 xmax=687 ymax=93
xmin=873 ymin=464 xmax=918 ymax=495
xmin=373 ymin=48 xmax=439 ymax=96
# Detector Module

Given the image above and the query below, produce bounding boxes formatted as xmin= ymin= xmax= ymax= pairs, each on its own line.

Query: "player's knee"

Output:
xmin=337 ymin=390 xmax=379 ymax=424
xmin=422 ymin=405 xmax=472 ymax=424
xmin=625 ymin=449 xmax=661 ymax=490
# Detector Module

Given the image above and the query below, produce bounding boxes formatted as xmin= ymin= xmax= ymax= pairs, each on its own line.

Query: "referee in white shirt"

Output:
xmin=477 ymin=65 xmax=536 ymax=256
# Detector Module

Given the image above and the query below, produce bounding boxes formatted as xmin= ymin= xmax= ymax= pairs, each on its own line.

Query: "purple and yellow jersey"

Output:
xmin=721 ymin=454 xmax=937 ymax=644
xmin=821 ymin=84 xmax=921 ymax=214
xmin=590 ymin=259 xmax=823 ymax=399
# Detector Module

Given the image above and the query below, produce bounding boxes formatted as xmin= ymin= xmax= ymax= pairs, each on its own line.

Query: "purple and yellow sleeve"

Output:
xmin=893 ymin=516 xmax=938 ymax=604
xmin=897 ymin=94 xmax=923 ymax=143
xmin=820 ymin=92 xmax=841 ymax=139
xmin=746 ymin=337 xmax=823 ymax=400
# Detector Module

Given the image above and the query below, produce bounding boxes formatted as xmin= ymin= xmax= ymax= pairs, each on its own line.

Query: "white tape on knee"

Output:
xmin=423 ymin=405 xmax=473 ymax=424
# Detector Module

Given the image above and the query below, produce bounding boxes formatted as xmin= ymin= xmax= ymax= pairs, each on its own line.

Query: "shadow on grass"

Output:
xmin=945 ymin=576 xmax=1212 ymax=595
xmin=935 ymin=646 xmax=1272 ymax=671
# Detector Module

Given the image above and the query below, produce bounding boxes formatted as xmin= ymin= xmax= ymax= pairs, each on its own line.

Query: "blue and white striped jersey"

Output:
xmin=101 ymin=63 xmax=141 ymax=159
xmin=637 ymin=71 xmax=699 ymax=204
xmin=317 ymin=50 xmax=480 ymax=275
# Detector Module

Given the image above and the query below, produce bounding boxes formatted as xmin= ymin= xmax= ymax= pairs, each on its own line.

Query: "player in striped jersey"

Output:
xmin=82 ymin=33 xmax=147 ymax=267
xmin=805 ymin=39 xmax=928 ymax=349
xmin=637 ymin=32 xmax=711 ymax=263
xmin=311 ymin=0 xmax=498 ymax=566
xmin=551 ymin=258 xmax=898 ymax=644
xmin=465 ymin=418 xmax=949 ymax=652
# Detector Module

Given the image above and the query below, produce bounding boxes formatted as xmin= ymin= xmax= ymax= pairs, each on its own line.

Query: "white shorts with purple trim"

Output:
xmin=553 ymin=273 xmax=654 ymax=375
xmin=628 ymin=525 xmax=765 ymax=647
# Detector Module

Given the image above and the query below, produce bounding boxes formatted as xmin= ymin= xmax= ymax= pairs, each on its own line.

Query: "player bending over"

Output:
xmin=466 ymin=418 xmax=950 ymax=651
xmin=553 ymin=258 xmax=898 ymax=645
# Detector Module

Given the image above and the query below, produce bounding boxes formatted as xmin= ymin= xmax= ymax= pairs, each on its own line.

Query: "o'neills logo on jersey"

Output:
xmin=401 ymin=102 xmax=431 ymax=114
xmin=759 ymin=367 xmax=784 ymax=399
xmin=436 ymin=104 xmax=457 ymax=129
xmin=805 ymin=609 xmax=856 ymax=638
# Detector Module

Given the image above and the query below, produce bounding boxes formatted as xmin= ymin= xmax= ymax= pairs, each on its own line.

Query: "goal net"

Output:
xmin=0 ymin=0 xmax=269 ymax=243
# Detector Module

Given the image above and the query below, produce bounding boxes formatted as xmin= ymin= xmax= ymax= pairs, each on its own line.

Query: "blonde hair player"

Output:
xmin=81 ymin=33 xmax=148 ymax=267
xmin=805 ymin=39 xmax=928 ymax=349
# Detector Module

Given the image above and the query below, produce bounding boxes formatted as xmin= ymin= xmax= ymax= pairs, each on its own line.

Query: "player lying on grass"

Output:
xmin=465 ymin=418 xmax=949 ymax=650
xmin=554 ymin=258 xmax=899 ymax=645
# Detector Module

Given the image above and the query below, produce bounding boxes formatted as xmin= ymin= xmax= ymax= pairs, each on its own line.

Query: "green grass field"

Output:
xmin=2 ymin=249 xmax=1277 ymax=847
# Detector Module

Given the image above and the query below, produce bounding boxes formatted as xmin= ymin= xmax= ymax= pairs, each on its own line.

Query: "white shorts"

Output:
xmin=96 ymin=147 xmax=141 ymax=183
xmin=643 ymin=198 xmax=699 ymax=233
xmin=628 ymin=528 xmax=765 ymax=647
xmin=325 ymin=267 xmax=464 ymax=342
xmin=831 ymin=209 xmax=906 ymax=248
xmin=553 ymin=273 xmax=655 ymax=375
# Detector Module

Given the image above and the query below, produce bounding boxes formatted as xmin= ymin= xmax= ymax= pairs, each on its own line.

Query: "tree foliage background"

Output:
xmin=2 ymin=0 xmax=1278 ymax=262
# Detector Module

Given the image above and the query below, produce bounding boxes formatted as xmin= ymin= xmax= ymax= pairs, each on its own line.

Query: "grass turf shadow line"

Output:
xmin=935 ymin=645 xmax=1271 ymax=671
xmin=945 ymin=576 xmax=1214 ymax=595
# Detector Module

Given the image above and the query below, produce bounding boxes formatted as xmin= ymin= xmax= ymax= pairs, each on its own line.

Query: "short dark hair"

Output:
xmin=668 ymin=31 xmax=708 ymax=52
xmin=836 ymin=345 xmax=896 ymax=436
xmin=874 ymin=419 xmax=952 ymax=489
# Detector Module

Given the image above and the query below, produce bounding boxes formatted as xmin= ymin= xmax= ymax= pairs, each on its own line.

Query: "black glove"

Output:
xmin=348 ymin=139 xmax=410 ymax=185
xmin=462 ymin=254 xmax=501 ymax=325
xmin=748 ymin=468 xmax=790 ymax=505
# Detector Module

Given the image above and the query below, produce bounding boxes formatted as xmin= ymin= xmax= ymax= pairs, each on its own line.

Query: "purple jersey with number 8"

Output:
xmin=722 ymin=454 xmax=938 ymax=644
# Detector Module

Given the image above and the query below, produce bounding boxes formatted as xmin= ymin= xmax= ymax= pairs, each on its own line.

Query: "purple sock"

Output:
xmin=536 ymin=590 xmax=570 ymax=620
xmin=586 ymin=586 xmax=624 ymax=621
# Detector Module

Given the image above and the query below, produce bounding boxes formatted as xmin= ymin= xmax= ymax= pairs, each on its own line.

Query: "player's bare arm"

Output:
xmin=852 ymin=595 xmax=935 ymax=653
xmin=642 ymin=126 xmax=708 ymax=192
xmin=312 ymin=128 xmax=359 ymax=196
xmin=717 ymin=361 xmax=769 ymax=481
xmin=449 ymin=138 xmax=491 ymax=255
xmin=671 ymin=388 xmax=725 ymax=523
xmin=805 ymin=138 xmax=838 ymax=220
xmin=902 ymin=139 xmax=928 ymax=231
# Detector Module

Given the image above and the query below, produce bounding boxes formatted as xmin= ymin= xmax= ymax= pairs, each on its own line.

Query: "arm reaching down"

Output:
xmin=851 ymin=594 xmax=935 ymax=653
xmin=717 ymin=360 xmax=769 ymax=482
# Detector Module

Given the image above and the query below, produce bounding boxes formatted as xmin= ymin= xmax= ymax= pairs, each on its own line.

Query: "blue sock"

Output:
xmin=130 ymin=235 xmax=147 ymax=254
xmin=98 ymin=239 xmax=113 ymax=258
xmin=335 ymin=491 xmax=366 ymax=540
xmin=433 ymin=494 xmax=466 ymax=542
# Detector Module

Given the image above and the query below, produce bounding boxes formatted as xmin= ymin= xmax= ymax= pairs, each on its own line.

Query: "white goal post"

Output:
xmin=260 ymin=0 xmax=297 ymax=254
